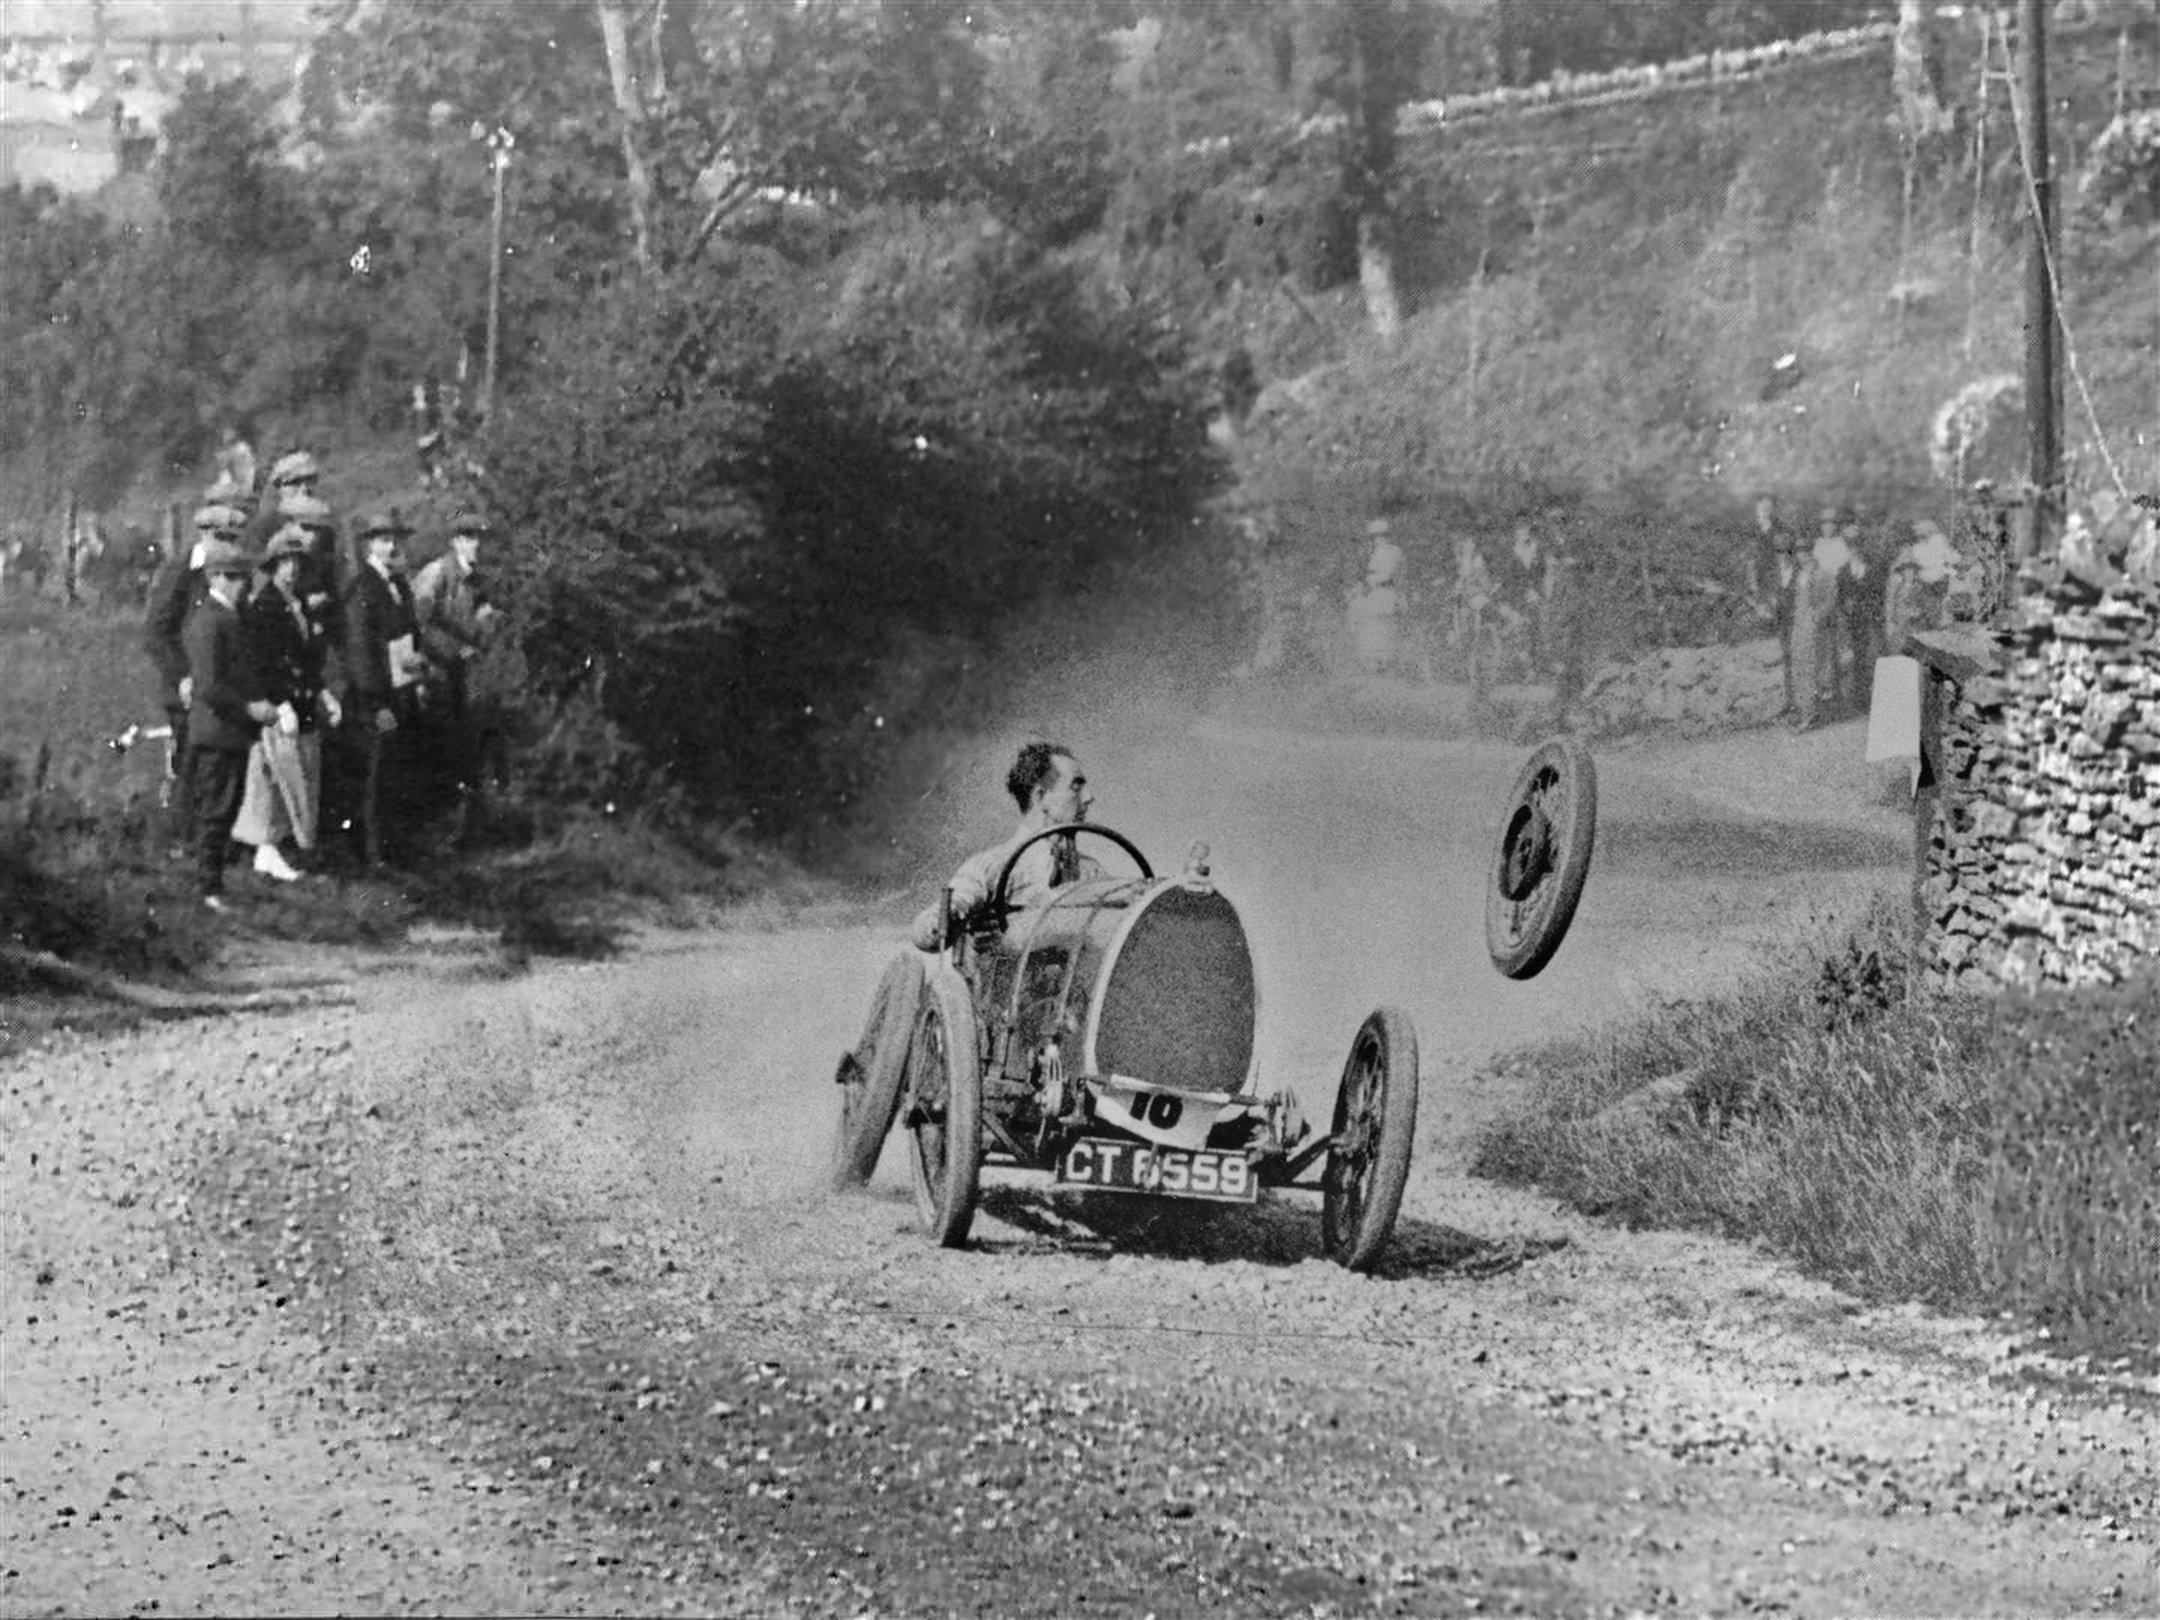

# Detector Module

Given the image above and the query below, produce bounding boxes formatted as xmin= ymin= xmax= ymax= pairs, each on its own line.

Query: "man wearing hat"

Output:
xmin=267 ymin=449 xmax=322 ymax=498
xmin=1348 ymin=517 xmax=1408 ymax=677
xmin=142 ymin=502 xmax=245 ymax=844
xmin=341 ymin=508 xmax=422 ymax=868
xmin=235 ymin=525 xmax=341 ymax=881
xmin=182 ymin=538 xmax=279 ymax=909
xmin=1804 ymin=504 xmax=1868 ymax=723
xmin=1883 ymin=519 xmax=1958 ymax=652
xmin=413 ymin=508 xmax=499 ymax=823
xmin=243 ymin=449 xmax=326 ymax=553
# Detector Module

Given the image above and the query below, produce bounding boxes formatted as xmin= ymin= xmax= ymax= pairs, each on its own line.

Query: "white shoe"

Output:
xmin=252 ymin=844 xmax=302 ymax=883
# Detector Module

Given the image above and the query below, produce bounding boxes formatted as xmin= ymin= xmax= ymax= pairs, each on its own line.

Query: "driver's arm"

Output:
xmin=909 ymin=847 xmax=1001 ymax=951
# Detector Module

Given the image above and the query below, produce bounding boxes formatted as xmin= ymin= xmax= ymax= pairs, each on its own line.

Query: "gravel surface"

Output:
xmin=5 ymin=717 xmax=2155 ymax=1617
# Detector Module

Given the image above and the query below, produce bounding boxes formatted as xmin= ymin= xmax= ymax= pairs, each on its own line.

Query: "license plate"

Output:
xmin=1055 ymin=1139 xmax=1257 ymax=1203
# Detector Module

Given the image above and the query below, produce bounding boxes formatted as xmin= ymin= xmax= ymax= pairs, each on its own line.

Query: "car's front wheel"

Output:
xmin=1321 ymin=1006 xmax=1419 ymax=1272
xmin=905 ymin=963 xmax=982 ymax=1248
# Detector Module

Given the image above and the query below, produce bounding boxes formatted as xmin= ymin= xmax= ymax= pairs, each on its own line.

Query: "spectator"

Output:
xmin=1785 ymin=532 xmax=1825 ymax=730
xmin=340 ymin=508 xmax=422 ymax=869
xmin=1505 ymin=516 xmax=1551 ymax=670
xmin=412 ymin=508 xmax=499 ymax=828
xmin=181 ymin=539 xmax=277 ymax=910
xmin=209 ymin=419 xmax=258 ymax=502
xmin=1348 ymin=518 xmax=1408 ymax=677
xmin=234 ymin=526 xmax=340 ymax=881
xmin=1448 ymin=534 xmax=1501 ymax=691
xmin=276 ymin=491 xmax=343 ymax=639
xmin=1760 ymin=497 xmax=1803 ymax=718
xmin=1843 ymin=508 xmax=1895 ymax=682
xmin=1747 ymin=496 xmax=1779 ymax=606
xmin=1883 ymin=519 xmax=1957 ymax=652
xmin=144 ymin=502 xmax=244 ymax=843
xmin=1795 ymin=505 xmax=1867 ymax=725
xmin=243 ymin=450 xmax=325 ymax=554
xmin=413 ymin=376 xmax=447 ymax=487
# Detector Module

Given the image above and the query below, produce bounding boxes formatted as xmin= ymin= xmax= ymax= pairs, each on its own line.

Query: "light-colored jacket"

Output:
xmin=911 ymin=819 xmax=1103 ymax=951
xmin=412 ymin=553 xmax=487 ymax=670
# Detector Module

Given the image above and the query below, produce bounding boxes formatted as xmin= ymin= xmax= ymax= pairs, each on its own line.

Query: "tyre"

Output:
xmin=1486 ymin=735 xmax=1598 ymax=980
xmin=1321 ymin=1006 xmax=1420 ymax=1272
xmin=905 ymin=963 xmax=982 ymax=1248
xmin=832 ymin=953 xmax=926 ymax=1190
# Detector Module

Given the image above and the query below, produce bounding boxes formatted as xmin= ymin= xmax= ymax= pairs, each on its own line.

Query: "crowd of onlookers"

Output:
xmin=140 ymin=430 xmax=499 ymax=908
xmin=1228 ymin=488 xmax=2160 ymax=732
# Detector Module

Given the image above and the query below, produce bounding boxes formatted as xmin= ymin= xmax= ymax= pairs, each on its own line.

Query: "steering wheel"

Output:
xmin=979 ymin=823 xmax=1154 ymax=934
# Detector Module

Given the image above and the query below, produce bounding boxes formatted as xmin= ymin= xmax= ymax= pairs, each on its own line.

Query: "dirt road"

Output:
xmin=5 ymin=715 xmax=2154 ymax=1617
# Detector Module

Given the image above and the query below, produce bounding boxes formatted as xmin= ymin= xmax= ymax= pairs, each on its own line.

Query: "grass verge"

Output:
xmin=1470 ymin=896 xmax=2158 ymax=1365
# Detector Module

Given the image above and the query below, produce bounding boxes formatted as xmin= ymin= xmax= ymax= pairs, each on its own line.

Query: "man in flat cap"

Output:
xmin=244 ymin=449 xmax=327 ymax=554
xmin=341 ymin=508 xmax=422 ymax=868
xmin=413 ymin=507 xmax=499 ymax=829
xmin=182 ymin=538 xmax=279 ymax=909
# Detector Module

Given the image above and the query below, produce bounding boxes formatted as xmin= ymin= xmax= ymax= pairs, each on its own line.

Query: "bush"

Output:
xmin=1473 ymin=901 xmax=2160 ymax=1354
xmin=484 ymin=213 xmax=1222 ymax=844
xmin=1 ymin=789 xmax=217 ymax=981
xmin=1987 ymin=970 xmax=2160 ymax=1357
xmin=1471 ymin=899 xmax=1994 ymax=1307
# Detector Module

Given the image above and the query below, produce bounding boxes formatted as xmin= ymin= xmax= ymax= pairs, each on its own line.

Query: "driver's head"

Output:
xmin=1008 ymin=740 xmax=1090 ymax=822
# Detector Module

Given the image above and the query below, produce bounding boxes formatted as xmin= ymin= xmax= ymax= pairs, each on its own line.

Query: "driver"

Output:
xmin=911 ymin=740 xmax=1099 ymax=950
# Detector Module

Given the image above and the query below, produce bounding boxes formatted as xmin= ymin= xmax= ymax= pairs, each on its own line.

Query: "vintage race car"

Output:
xmin=833 ymin=825 xmax=1420 ymax=1272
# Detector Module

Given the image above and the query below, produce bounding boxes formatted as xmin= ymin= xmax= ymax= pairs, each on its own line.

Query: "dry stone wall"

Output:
xmin=1921 ymin=566 xmax=2160 ymax=991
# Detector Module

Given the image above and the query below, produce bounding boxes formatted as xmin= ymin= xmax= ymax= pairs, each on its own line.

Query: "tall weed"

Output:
xmin=1473 ymin=900 xmax=1990 ymax=1311
xmin=1988 ymin=972 xmax=2160 ymax=1359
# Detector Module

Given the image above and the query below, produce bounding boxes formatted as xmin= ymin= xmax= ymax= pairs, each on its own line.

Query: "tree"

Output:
xmin=1296 ymin=0 xmax=1434 ymax=343
xmin=1101 ymin=1 xmax=1438 ymax=344
xmin=157 ymin=76 xmax=298 ymax=257
xmin=594 ymin=0 xmax=658 ymax=270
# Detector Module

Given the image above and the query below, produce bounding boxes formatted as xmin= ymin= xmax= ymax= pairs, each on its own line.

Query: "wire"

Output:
xmin=1996 ymin=22 xmax=2133 ymax=503
xmin=1962 ymin=13 xmax=1995 ymax=367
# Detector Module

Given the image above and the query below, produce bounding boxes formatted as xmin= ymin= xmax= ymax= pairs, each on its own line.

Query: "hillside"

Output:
xmin=1220 ymin=14 xmax=2156 ymax=557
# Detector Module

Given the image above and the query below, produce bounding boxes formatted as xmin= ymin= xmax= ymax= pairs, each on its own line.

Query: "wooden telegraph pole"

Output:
xmin=2019 ymin=0 xmax=2062 ymax=567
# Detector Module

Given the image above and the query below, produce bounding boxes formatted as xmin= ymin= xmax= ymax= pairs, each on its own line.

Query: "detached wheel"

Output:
xmin=832 ymin=953 xmax=926 ymax=1190
xmin=1487 ymin=735 xmax=1598 ymax=980
xmin=905 ymin=964 xmax=982 ymax=1248
xmin=1322 ymin=1007 xmax=1420 ymax=1273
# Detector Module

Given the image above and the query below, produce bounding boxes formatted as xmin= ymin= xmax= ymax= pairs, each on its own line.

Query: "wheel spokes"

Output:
xmin=910 ymin=1015 xmax=952 ymax=1186
xmin=1329 ymin=1045 xmax=1385 ymax=1235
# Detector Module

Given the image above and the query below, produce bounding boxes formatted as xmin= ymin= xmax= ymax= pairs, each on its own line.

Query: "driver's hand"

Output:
xmin=910 ymin=904 xmax=944 ymax=953
xmin=948 ymin=871 xmax=989 ymax=916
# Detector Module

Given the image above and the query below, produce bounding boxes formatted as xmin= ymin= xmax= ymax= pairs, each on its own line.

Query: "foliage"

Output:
xmin=1471 ymin=895 xmax=2159 ymax=1359
xmin=1 ymin=78 xmax=392 ymax=503
xmin=481 ymin=213 xmax=1220 ymax=837
xmin=2080 ymin=109 xmax=2160 ymax=226
xmin=1483 ymin=0 xmax=1890 ymax=90
xmin=157 ymin=74 xmax=302 ymax=257
xmin=1469 ymin=898 xmax=1995 ymax=1307
xmin=1987 ymin=969 xmax=2160 ymax=1356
